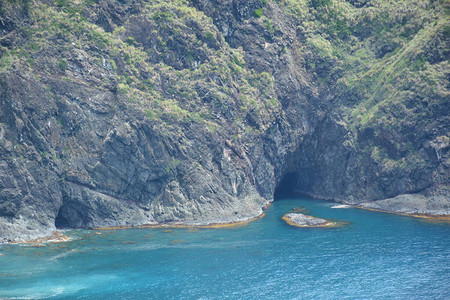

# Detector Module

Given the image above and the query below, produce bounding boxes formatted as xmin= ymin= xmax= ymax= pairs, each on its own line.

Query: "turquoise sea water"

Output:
xmin=0 ymin=197 xmax=449 ymax=299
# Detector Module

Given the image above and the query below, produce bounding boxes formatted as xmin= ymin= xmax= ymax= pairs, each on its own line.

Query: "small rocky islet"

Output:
xmin=282 ymin=212 xmax=346 ymax=228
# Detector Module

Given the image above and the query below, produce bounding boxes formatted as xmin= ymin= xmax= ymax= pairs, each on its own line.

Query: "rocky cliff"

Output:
xmin=0 ymin=0 xmax=448 ymax=242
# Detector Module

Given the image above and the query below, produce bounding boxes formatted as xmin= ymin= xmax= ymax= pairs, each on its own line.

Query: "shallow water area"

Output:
xmin=0 ymin=197 xmax=449 ymax=299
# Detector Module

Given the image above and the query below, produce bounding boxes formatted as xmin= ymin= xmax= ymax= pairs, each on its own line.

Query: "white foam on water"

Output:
xmin=48 ymin=249 xmax=81 ymax=261
xmin=331 ymin=204 xmax=351 ymax=209
xmin=0 ymin=286 xmax=66 ymax=300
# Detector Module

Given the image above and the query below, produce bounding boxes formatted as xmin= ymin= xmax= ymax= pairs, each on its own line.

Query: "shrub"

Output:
xmin=125 ymin=36 xmax=137 ymax=46
xmin=152 ymin=11 xmax=174 ymax=22
xmin=253 ymin=9 xmax=263 ymax=18
xmin=57 ymin=59 xmax=67 ymax=71
xmin=203 ymin=31 xmax=215 ymax=42
xmin=144 ymin=109 xmax=157 ymax=120
xmin=310 ymin=0 xmax=332 ymax=9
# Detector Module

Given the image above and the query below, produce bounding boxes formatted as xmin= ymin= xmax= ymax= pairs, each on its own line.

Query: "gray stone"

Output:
xmin=282 ymin=213 xmax=329 ymax=227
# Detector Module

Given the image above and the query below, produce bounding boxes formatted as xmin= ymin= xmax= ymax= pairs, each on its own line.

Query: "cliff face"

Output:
xmin=191 ymin=0 xmax=449 ymax=200
xmin=0 ymin=0 xmax=448 ymax=242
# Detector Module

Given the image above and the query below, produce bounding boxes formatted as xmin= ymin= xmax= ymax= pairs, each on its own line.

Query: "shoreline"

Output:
xmin=263 ymin=200 xmax=273 ymax=210
xmin=293 ymin=188 xmax=450 ymax=221
xmin=354 ymin=206 xmax=450 ymax=221
xmin=93 ymin=212 xmax=267 ymax=230
xmin=5 ymin=200 xmax=449 ymax=245
xmin=1 ymin=211 xmax=268 ymax=245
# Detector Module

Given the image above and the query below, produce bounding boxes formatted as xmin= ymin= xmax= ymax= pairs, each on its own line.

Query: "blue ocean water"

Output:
xmin=0 ymin=197 xmax=449 ymax=299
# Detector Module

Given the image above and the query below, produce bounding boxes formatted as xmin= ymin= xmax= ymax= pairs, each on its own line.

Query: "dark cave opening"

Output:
xmin=274 ymin=173 xmax=300 ymax=200
xmin=55 ymin=206 xmax=70 ymax=229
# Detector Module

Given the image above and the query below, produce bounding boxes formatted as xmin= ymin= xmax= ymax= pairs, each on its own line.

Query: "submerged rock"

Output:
xmin=291 ymin=207 xmax=311 ymax=214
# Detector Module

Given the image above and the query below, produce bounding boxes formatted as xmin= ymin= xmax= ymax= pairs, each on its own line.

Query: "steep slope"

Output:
xmin=281 ymin=0 xmax=450 ymax=202
xmin=0 ymin=0 xmax=448 ymax=242
xmin=192 ymin=0 xmax=449 ymax=202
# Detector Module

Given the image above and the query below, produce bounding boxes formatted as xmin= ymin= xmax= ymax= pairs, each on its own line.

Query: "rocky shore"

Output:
xmin=92 ymin=212 xmax=266 ymax=230
xmin=357 ymin=185 xmax=450 ymax=217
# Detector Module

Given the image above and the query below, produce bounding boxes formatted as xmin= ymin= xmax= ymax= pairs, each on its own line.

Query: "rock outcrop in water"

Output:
xmin=282 ymin=213 xmax=333 ymax=227
xmin=0 ymin=0 xmax=448 ymax=242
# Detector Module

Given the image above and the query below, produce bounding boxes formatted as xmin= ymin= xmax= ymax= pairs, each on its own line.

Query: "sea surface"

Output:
xmin=0 ymin=197 xmax=449 ymax=299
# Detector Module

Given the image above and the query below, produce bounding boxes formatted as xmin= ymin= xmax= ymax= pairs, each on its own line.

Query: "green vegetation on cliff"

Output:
xmin=275 ymin=0 xmax=448 ymax=177
xmin=1 ymin=0 xmax=447 ymax=193
xmin=0 ymin=0 xmax=279 ymax=135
